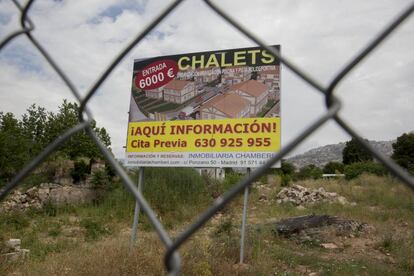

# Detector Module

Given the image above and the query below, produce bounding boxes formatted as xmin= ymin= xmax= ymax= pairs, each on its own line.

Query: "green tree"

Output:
xmin=297 ymin=164 xmax=323 ymax=180
xmin=280 ymin=174 xmax=292 ymax=187
xmin=281 ymin=160 xmax=295 ymax=175
xmin=270 ymin=160 xmax=295 ymax=186
xmin=44 ymin=100 xmax=78 ymax=141
xmin=392 ymin=132 xmax=414 ymax=174
xmin=342 ymin=138 xmax=373 ymax=165
xmin=344 ymin=161 xmax=387 ymax=180
xmin=21 ymin=104 xmax=48 ymax=157
xmin=272 ymin=160 xmax=295 ymax=176
xmin=44 ymin=100 xmax=111 ymax=159
xmin=323 ymin=161 xmax=344 ymax=174
xmin=0 ymin=100 xmax=112 ymax=184
xmin=0 ymin=112 xmax=30 ymax=180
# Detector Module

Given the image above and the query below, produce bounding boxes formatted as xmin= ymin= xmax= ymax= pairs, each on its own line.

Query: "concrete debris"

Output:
xmin=1 ymin=239 xmax=30 ymax=263
xmin=0 ymin=183 xmax=103 ymax=213
xmin=5 ymin=239 xmax=21 ymax=251
xmin=276 ymin=185 xmax=350 ymax=206
xmin=273 ymin=215 xmax=371 ymax=246
xmin=320 ymin=242 xmax=339 ymax=249
xmin=256 ymin=183 xmax=275 ymax=204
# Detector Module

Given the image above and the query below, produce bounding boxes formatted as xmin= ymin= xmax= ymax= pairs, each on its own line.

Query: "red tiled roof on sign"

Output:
xmin=164 ymin=79 xmax=192 ymax=91
xmin=228 ymin=80 xmax=268 ymax=97
xmin=202 ymin=93 xmax=249 ymax=118
xmin=258 ymin=67 xmax=279 ymax=75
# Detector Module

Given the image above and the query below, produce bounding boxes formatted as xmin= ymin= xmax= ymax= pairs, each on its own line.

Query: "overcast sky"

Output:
xmin=1 ymin=0 xmax=413 ymax=159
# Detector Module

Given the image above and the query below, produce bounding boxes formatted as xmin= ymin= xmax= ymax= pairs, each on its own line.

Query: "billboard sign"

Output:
xmin=126 ymin=45 xmax=281 ymax=167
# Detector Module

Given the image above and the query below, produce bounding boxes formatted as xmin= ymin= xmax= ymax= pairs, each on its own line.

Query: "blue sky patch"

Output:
xmin=0 ymin=43 xmax=45 ymax=74
xmin=88 ymin=0 xmax=146 ymax=24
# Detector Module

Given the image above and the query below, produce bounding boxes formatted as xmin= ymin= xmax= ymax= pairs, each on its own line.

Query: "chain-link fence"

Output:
xmin=1 ymin=0 xmax=414 ymax=274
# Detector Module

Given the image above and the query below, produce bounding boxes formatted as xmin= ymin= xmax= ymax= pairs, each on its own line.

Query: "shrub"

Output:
xmin=47 ymin=223 xmax=62 ymax=237
xmin=21 ymin=173 xmax=50 ymax=190
xmin=342 ymin=138 xmax=373 ymax=165
xmin=344 ymin=161 xmax=387 ymax=180
xmin=281 ymin=161 xmax=296 ymax=175
xmin=323 ymin=161 xmax=344 ymax=174
xmin=280 ymin=174 xmax=292 ymax=187
xmin=271 ymin=160 xmax=295 ymax=176
xmin=142 ymin=167 xmax=208 ymax=214
xmin=70 ymin=160 xmax=90 ymax=183
xmin=105 ymin=163 xmax=116 ymax=178
xmin=0 ymin=213 xmax=30 ymax=231
xmin=91 ymin=169 xmax=112 ymax=189
xmin=80 ymin=218 xmax=110 ymax=241
xmin=37 ymin=157 xmax=68 ymax=181
xmin=42 ymin=200 xmax=58 ymax=217
xmin=297 ymin=164 xmax=323 ymax=180
xmin=392 ymin=132 xmax=414 ymax=174
xmin=221 ymin=172 xmax=242 ymax=192
xmin=215 ymin=216 xmax=234 ymax=236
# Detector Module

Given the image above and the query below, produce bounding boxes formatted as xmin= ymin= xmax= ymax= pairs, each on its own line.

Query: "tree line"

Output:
xmin=275 ymin=133 xmax=414 ymax=184
xmin=0 ymin=100 xmax=111 ymax=182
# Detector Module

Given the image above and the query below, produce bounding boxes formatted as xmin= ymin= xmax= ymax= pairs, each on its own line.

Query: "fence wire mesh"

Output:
xmin=1 ymin=0 xmax=414 ymax=274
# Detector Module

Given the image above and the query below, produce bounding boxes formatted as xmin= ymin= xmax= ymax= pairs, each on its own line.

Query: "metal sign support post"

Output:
xmin=131 ymin=167 xmax=144 ymax=244
xmin=239 ymin=167 xmax=251 ymax=264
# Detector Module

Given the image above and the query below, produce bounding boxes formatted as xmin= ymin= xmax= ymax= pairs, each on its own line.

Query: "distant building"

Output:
xmin=194 ymin=67 xmax=220 ymax=84
xmin=227 ymin=80 xmax=269 ymax=116
xmin=198 ymin=93 xmax=250 ymax=119
xmin=175 ymin=68 xmax=193 ymax=81
xmin=221 ymin=66 xmax=251 ymax=86
xmin=163 ymin=80 xmax=196 ymax=104
xmin=257 ymin=67 xmax=280 ymax=100
xmin=257 ymin=67 xmax=279 ymax=87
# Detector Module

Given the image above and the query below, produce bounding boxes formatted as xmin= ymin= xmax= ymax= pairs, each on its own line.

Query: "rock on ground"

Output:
xmin=273 ymin=215 xmax=372 ymax=246
xmin=0 ymin=183 xmax=104 ymax=213
xmin=275 ymin=184 xmax=349 ymax=206
xmin=0 ymin=239 xmax=30 ymax=263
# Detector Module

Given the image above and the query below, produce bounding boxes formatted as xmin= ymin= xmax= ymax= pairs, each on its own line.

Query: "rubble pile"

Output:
xmin=255 ymin=182 xmax=274 ymax=203
xmin=0 ymin=239 xmax=30 ymax=263
xmin=0 ymin=183 xmax=102 ymax=213
xmin=0 ymin=187 xmax=44 ymax=213
xmin=273 ymin=215 xmax=371 ymax=247
xmin=276 ymin=184 xmax=349 ymax=206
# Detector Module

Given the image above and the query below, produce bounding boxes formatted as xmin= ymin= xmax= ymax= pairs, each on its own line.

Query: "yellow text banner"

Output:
xmin=127 ymin=117 xmax=280 ymax=153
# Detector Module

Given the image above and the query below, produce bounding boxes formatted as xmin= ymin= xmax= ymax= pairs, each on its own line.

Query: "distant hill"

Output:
xmin=286 ymin=140 xmax=395 ymax=168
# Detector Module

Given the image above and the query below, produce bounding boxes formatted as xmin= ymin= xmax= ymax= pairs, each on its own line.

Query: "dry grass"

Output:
xmin=2 ymin=174 xmax=414 ymax=275
xmin=11 ymin=232 xmax=165 ymax=276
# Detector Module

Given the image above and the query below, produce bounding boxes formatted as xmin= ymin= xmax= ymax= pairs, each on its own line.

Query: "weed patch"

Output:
xmin=0 ymin=213 xmax=30 ymax=231
xmin=80 ymin=218 xmax=111 ymax=241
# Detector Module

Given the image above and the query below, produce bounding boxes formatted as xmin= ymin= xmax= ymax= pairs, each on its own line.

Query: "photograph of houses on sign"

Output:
xmin=128 ymin=45 xmax=280 ymax=122
xmin=126 ymin=45 xmax=281 ymax=168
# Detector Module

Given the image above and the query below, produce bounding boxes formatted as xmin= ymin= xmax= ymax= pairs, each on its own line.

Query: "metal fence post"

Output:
xmin=131 ymin=167 xmax=144 ymax=244
xmin=239 ymin=167 xmax=250 ymax=264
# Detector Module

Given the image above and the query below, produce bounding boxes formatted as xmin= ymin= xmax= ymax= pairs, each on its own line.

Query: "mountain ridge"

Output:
xmin=286 ymin=139 xmax=395 ymax=168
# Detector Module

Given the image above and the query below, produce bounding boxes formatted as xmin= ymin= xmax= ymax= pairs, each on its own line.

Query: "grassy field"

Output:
xmin=1 ymin=173 xmax=414 ymax=275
